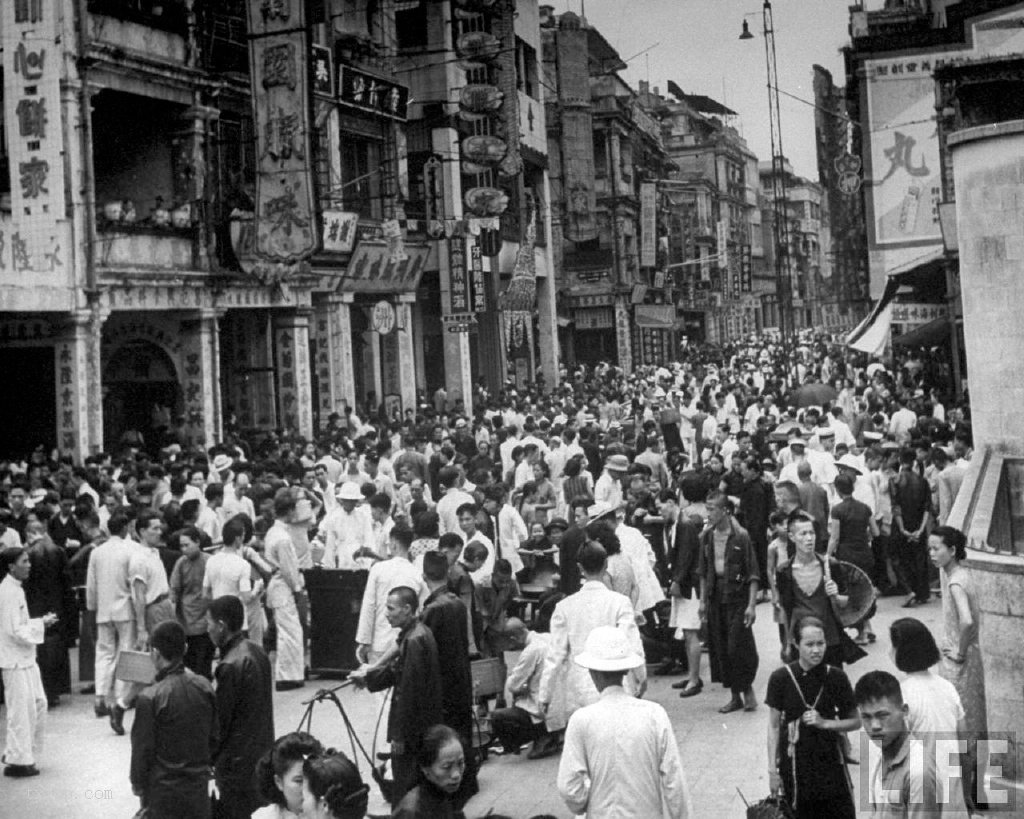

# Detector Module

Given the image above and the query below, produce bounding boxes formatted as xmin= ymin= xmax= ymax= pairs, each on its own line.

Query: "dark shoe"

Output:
xmin=94 ymin=701 xmax=110 ymax=718
xmin=80 ymin=684 xmax=95 ymax=695
xmin=109 ymin=704 xmax=125 ymax=736
xmin=902 ymin=597 xmax=920 ymax=608
xmin=275 ymin=681 xmax=304 ymax=692
xmin=718 ymin=699 xmax=744 ymax=714
xmin=743 ymin=692 xmax=759 ymax=712
xmin=527 ymin=736 xmax=560 ymax=760
xmin=654 ymin=659 xmax=682 ymax=676
xmin=678 ymin=680 xmax=704 ymax=697
xmin=4 ymin=764 xmax=40 ymax=778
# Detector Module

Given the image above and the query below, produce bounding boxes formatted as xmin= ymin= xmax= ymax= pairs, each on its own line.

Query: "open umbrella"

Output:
xmin=791 ymin=382 xmax=838 ymax=408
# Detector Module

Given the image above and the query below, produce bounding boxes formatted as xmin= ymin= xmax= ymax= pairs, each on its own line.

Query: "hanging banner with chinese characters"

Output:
xmin=640 ymin=182 xmax=657 ymax=268
xmin=247 ymin=0 xmax=318 ymax=265
xmin=470 ymin=243 xmax=486 ymax=313
xmin=2 ymin=0 xmax=68 ymax=278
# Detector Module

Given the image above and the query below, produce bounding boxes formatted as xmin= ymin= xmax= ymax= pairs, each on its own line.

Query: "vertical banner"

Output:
xmin=470 ymin=243 xmax=487 ymax=313
xmin=247 ymin=0 xmax=318 ymax=262
xmin=2 ymin=0 xmax=67 ymax=275
xmin=640 ymin=182 xmax=657 ymax=268
xmin=741 ymin=245 xmax=752 ymax=292
xmin=716 ymin=218 xmax=729 ymax=271
xmin=448 ymin=238 xmax=470 ymax=313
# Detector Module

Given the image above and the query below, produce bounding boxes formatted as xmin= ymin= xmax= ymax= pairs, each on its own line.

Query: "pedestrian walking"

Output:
xmin=557 ymin=626 xmax=692 ymax=818
xmin=0 ymin=546 xmax=56 ymax=777
xmin=207 ymin=595 xmax=274 ymax=818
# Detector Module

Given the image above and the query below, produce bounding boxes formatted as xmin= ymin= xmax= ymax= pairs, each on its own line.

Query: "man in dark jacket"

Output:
xmin=697 ymin=491 xmax=760 ymax=714
xmin=130 ymin=620 xmax=218 ymax=819
xmin=736 ymin=457 xmax=774 ymax=586
xmin=207 ymin=595 xmax=274 ymax=818
xmin=420 ymin=551 xmax=477 ymax=803
xmin=351 ymin=585 xmax=443 ymax=804
xmin=23 ymin=521 xmax=77 ymax=706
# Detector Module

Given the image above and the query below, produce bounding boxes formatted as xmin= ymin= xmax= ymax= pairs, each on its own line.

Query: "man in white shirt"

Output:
xmin=202 ymin=516 xmax=256 ymax=630
xmin=354 ymin=524 xmax=423 ymax=665
xmin=436 ymin=467 xmax=475 ymax=536
xmin=85 ymin=512 xmax=135 ymax=721
xmin=320 ymin=482 xmax=375 ymax=569
xmin=557 ymin=626 xmax=691 ymax=819
xmin=0 ymin=546 xmax=56 ymax=777
xmin=889 ymin=397 xmax=919 ymax=444
xmin=594 ymin=455 xmax=628 ymax=510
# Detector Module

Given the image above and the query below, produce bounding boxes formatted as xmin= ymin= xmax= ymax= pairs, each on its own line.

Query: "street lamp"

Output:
xmin=740 ymin=0 xmax=792 ymax=344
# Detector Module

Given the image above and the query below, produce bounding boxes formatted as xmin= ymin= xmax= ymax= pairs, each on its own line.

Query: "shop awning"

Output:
xmin=634 ymin=304 xmax=676 ymax=329
xmin=893 ymin=315 xmax=951 ymax=348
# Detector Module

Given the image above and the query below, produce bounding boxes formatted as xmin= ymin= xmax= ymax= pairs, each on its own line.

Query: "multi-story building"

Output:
xmin=651 ymin=84 xmax=765 ymax=343
xmin=542 ymin=8 xmax=675 ymax=371
xmin=0 ymin=0 xmax=556 ymax=460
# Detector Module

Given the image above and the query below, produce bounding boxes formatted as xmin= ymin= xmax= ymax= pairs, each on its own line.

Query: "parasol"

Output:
xmin=790 ymin=382 xmax=838 ymax=408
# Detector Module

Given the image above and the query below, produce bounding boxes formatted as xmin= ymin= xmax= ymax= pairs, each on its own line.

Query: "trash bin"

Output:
xmin=303 ymin=567 xmax=368 ymax=677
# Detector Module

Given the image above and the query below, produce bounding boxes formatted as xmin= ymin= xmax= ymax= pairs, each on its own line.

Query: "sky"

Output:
xmin=548 ymin=0 xmax=868 ymax=180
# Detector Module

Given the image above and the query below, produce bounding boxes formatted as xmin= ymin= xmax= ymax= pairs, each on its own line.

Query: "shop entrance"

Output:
xmin=0 ymin=348 xmax=56 ymax=458
xmin=103 ymin=341 xmax=182 ymax=453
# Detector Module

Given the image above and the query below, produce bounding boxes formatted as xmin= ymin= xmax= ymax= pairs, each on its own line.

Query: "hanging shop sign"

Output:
xmin=311 ymin=45 xmax=334 ymax=97
xmin=342 ymin=240 xmax=430 ymax=293
xmin=321 ymin=210 xmax=360 ymax=253
xmin=459 ymin=85 xmax=505 ymax=115
xmin=370 ymin=300 xmax=397 ymax=335
xmin=337 ymin=63 xmax=409 ymax=120
xmin=246 ymin=0 xmax=317 ymax=264
xmin=464 ymin=187 xmax=509 ymax=217
xmin=2 ymin=0 xmax=68 ymax=278
xmin=741 ymin=245 xmax=752 ymax=292
xmin=448 ymin=237 xmax=470 ymax=313
xmin=471 ymin=243 xmax=487 ymax=313
xmin=640 ymin=182 xmax=657 ymax=268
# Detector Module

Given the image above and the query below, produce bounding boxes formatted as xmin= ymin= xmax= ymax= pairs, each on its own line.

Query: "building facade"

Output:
xmin=0 ymin=0 xmax=557 ymax=461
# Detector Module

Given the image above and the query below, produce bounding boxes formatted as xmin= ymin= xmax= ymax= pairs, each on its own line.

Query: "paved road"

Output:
xmin=1 ymin=593 xmax=943 ymax=818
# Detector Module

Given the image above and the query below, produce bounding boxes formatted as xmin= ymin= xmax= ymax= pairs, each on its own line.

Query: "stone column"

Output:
xmin=327 ymin=293 xmax=357 ymax=413
xmin=54 ymin=311 xmax=102 ymax=462
xmin=180 ymin=309 xmax=223 ymax=448
xmin=396 ymin=295 xmax=417 ymax=416
xmin=274 ymin=309 xmax=314 ymax=439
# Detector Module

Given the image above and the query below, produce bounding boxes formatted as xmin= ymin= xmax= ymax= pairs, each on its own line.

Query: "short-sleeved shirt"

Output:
xmin=129 ymin=545 xmax=171 ymax=604
xmin=831 ymin=497 xmax=872 ymax=564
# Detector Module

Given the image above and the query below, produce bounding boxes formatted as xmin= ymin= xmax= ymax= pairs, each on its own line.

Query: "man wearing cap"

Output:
xmin=320 ymin=482 xmax=374 ymax=570
xmin=594 ymin=455 xmax=628 ymax=511
xmin=557 ymin=626 xmax=692 ymax=818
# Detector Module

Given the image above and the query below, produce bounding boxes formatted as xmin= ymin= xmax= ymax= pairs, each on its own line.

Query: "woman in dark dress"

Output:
xmin=765 ymin=616 xmax=860 ymax=819
xmin=828 ymin=473 xmax=879 ymax=644
xmin=392 ymin=724 xmax=467 ymax=819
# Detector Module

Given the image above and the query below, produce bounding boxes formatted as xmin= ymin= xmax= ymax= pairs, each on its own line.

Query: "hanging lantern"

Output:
xmin=464 ymin=187 xmax=510 ymax=217
xmin=461 ymin=160 xmax=493 ymax=176
xmin=461 ymin=134 xmax=508 ymax=166
xmin=459 ymin=84 xmax=505 ymax=115
xmin=456 ymin=31 xmax=502 ymax=62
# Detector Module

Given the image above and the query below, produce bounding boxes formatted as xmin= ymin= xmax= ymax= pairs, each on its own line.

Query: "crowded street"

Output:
xmin=2 ymin=0 xmax=1024 ymax=818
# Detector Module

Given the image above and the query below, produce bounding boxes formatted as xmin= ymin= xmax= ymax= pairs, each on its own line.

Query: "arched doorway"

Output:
xmin=103 ymin=340 xmax=182 ymax=453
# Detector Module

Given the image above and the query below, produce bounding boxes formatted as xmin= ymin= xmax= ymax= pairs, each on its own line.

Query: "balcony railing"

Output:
xmin=88 ymin=0 xmax=188 ymax=34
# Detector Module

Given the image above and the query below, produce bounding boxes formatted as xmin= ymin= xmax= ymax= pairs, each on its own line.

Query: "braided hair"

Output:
xmin=303 ymin=750 xmax=369 ymax=819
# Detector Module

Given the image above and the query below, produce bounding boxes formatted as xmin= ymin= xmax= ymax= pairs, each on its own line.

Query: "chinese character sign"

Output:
xmin=448 ymin=238 xmax=470 ymax=313
xmin=247 ymin=0 xmax=318 ymax=263
xmin=337 ymin=64 xmax=409 ymax=120
xmin=640 ymin=182 xmax=657 ymax=268
xmin=2 ymin=0 xmax=67 ymax=277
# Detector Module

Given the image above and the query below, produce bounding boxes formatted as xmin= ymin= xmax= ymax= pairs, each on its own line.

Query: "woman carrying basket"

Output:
xmin=765 ymin=615 xmax=860 ymax=819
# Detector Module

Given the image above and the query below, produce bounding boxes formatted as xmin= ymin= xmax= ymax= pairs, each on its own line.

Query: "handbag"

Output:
xmin=745 ymin=794 xmax=797 ymax=819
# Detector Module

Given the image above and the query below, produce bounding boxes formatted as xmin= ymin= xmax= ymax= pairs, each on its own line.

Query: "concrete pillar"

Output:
xmin=327 ymin=294 xmax=357 ymax=413
xmin=274 ymin=309 xmax=314 ymax=439
xmin=411 ymin=300 xmax=426 ymax=394
xmin=368 ymin=328 xmax=384 ymax=411
xmin=536 ymin=171 xmax=560 ymax=389
xmin=181 ymin=309 xmax=223 ymax=448
xmin=54 ymin=311 xmax=102 ymax=462
xmin=396 ymin=296 xmax=417 ymax=417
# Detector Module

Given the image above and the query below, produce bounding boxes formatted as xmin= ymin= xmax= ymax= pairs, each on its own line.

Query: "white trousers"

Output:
xmin=2 ymin=665 xmax=46 ymax=766
xmin=95 ymin=619 xmax=135 ymax=704
xmin=271 ymin=594 xmax=304 ymax=683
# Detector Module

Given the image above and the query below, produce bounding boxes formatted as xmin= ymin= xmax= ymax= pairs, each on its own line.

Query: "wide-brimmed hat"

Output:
xmin=604 ymin=454 xmax=630 ymax=472
xmin=574 ymin=626 xmax=645 ymax=672
xmin=836 ymin=454 xmax=863 ymax=475
xmin=337 ymin=482 xmax=363 ymax=501
xmin=587 ymin=502 xmax=616 ymax=521
xmin=211 ymin=454 xmax=234 ymax=473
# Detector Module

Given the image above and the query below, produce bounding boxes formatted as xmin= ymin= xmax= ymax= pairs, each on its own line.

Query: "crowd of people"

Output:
xmin=0 ymin=331 xmax=991 ymax=818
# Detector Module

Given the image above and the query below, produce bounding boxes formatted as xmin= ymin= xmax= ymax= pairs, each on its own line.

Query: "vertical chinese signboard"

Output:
xmin=448 ymin=238 xmax=470 ymax=314
xmin=470 ymin=243 xmax=486 ymax=313
xmin=247 ymin=0 xmax=318 ymax=262
xmin=2 ymin=0 xmax=66 ymax=276
xmin=740 ymin=245 xmax=752 ymax=292
xmin=640 ymin=182 xmax=657 ymax=269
